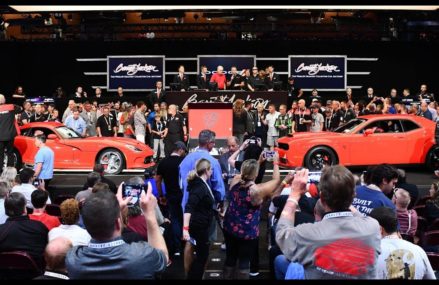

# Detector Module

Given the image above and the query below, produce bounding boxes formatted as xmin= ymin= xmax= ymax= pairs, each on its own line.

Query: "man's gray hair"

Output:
xmin=128 ymin=176 xmax=144 ymax=185
xmin=198 ymin=129 xmax=216 ymax=146
xmin=0 ymin=94 xmax=5 ymax=104
xmin=0 ymin=181 xmax=9 ymax=199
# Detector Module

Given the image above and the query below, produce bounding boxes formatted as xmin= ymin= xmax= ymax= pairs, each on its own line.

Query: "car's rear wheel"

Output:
xmin=3 ymin=149 xmax=22 ymax=171
xmin=304 ymin=146 xmax=338 ymax=171
xmin=97 ymin=148 xmax=125 ymax=175
xmin=426 ymin=145 xmax=439 ymax=171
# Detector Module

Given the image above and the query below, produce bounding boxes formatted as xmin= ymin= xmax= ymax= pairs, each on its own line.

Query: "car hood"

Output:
xmin=61 ymin=136 xmax=153 ymax=153
xmin=278 ymin=131 xmax=344 ymax=143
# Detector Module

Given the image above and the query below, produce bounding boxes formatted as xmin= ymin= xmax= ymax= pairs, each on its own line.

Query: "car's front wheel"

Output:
xmin=304 ymin=146 xmax=338 ymax=171
xmin=97 ymin=148 xmax=125 ymax=175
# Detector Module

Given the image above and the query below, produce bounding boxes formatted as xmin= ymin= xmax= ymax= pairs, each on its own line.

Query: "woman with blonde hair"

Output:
xmin=222 ymin=152 xmax=282 ymax=279
xmin=0 ymin=166 xmax=18 ymax=189
xmin=182 ymin=158 xmax=215 ymax=279
xmin=233 ymin=99 xmax=249 ymax=143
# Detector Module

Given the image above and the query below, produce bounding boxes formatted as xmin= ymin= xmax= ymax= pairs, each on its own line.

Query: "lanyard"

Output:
xmin=322 ymin=211 xmax=353 ymax=220
xmin=44 ymin=271 xmax=69 ymax=280
xmin=104 ymin=115 xmax=111 ymax=127
xmin=88 ymin=239 xmax=125 ymax=249
xmin=298 ymin=108 xmax=306 ymax=118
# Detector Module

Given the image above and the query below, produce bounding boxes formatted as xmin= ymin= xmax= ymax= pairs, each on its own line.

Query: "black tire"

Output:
xmin=96 ymin=148 xmax=125 ymax=175
xmin=426 ymin=145 xmax=439 ymax=171
xmin=3 ymin=148 xmax=22 ymax=171
xmin=304 ymin=146 xmax=338 ymax=171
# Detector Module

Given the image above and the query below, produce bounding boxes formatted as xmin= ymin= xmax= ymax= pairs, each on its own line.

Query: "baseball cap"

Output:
xmin=312 ymin=98 xmax=319 ymax=103
xmin=174 ymin=141 xmax=187 ymax=152
xmin=326 ymin=100 xmax=332 ymax=105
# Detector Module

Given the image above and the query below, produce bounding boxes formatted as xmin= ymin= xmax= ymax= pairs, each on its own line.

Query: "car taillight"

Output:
xmin=278 ymin=143 xmax=289 ymax=151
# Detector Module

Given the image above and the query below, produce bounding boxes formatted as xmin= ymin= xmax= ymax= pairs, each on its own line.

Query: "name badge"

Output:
xmin=257 ymin=121 xmax=261 ymax=127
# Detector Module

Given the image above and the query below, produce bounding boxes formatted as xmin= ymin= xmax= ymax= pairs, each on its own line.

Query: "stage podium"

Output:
xmin=187 ymin=103 xmax=233 ymax=153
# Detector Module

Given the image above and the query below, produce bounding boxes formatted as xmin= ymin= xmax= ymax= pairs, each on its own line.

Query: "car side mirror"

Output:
xmin=364 ymin=128 xmax=374 ymax=136
xmin=47 ymin=134 xmax=58 ymax=140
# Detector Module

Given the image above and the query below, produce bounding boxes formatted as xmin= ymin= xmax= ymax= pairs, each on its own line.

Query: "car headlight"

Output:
xmin=125 ymin=145 xmax=142 ymax=152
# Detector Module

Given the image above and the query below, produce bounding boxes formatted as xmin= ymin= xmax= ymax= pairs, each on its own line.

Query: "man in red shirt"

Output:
xmin=29 ymin=189 xmax=61 ymax=231
xmin=210 ymin=65 xmax=227 ymax=90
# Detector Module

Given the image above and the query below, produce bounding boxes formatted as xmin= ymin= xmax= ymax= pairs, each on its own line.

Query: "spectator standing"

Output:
xmin=80 ymin=101 xmax=98 ymax=137
xmin=150 ymin=113 xmax=167 ymax=161
xmin=183 ymin=158 xmax=216 ymax=279
xmin=275 ymin=166 xmax=381 ymax=279
xmin=156 ymin=141 xmax=187 ymax=256
xmin=293 ymin=99 xmax=311 ymax=132
xmin=0 ymin=94 xmax=20 ymax=175
xmin=134 ymin=101 xmax=148 ymax=144
xmin=34 ymin=134 xmax=55 ymax=192
xmin=148 ymin=81 xmax=166 ymax=111
xmin=66 ymin=186 xmax=168 ymax=279
xmin=65 ymin=108 xmax=87 ymax=137
xmin=173 ymin=65 xmax=190 ymax=91
xmin=370 ymin=207 xmax=435 ymax=280
xmin=254 ymin=103 xmax=268 ymax=147
xmin=310 ymin=104 xmax=324 ymax=132
xmin=275 ymin=104 xmax=293 ymax=138
xmin=164 ymin=104 xmax=187 ymax=156
xmin=96 ymin=106 xmax=117 ymax=137
xmin=232 ymin=99 xmax=249 ymax=143
xmin=210 ymin=65 xmax=227 ymax=90
xmin=264 ymin=104 xmax=280 ymax=150
xmin=197 ymin=65 xmax=210 ymax=90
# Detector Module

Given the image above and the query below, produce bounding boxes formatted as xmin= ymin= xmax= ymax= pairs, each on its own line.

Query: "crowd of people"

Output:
xmin=0 ymin=77 xmax=438 ymax=279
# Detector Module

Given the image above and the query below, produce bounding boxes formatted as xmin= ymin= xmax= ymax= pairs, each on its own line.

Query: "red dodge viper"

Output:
xmin=276 ymin=114 xmax=439 ymax=170
xmin=11 ymin=122 xmax=155 ymax=174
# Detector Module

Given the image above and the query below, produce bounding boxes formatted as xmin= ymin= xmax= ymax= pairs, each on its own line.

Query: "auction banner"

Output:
xmin=167 ymin=91 xmax=287 ymax=111
xmin=288 ymin=55 xmax=346 ymax=91
xmin=197 ymin=55 xmax=256 ymax=75
xmin=107 ymin=55 xmax=165 ymax=91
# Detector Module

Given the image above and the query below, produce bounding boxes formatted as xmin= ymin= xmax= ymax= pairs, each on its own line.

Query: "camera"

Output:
xmin=248 ymin=136 xmax=258 ymax=145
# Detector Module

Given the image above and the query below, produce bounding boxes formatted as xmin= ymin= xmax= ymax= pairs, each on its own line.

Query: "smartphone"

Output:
xmin=264 ymin=150 xmax=276 ymax=161
xmin=122 ymin=184 xmax=145 ymax=207
xmin=33 ymin=179 xmax=40 ymax=187
xmin=289 ymin=170 xmax=322 ymax=184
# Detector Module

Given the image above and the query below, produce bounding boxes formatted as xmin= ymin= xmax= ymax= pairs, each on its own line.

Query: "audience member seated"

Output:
xmin=352 ymin=164 xmax=398 ymax=216
xmin=49 ymin=199 xmax=91 ymax=246
xmin=75 ymin=172 xmax=101 ymax=204
xmin=11 ymin=168 xmax=51 ymax=209
xmin=121 ymin=206 xmax=146 ymax=243
xmin=393 ymin=188 xmax=418 ymax=239
xmin=0 ymin=166 xmax=18 ymax=189
xmin=65 ymin=186 xmax=168 ymax=279
xmin=82 ymin=164 xmax=117 ymax=194
xmin=126 ymin=205 xmax=148 ymax=241
xmin=34 ymin=237 xmax=72 ymax=280
xmin=275 ymin=166 xmax=381 ymax=279
xmin=394 ymin=169 xmax=419 ymax=209
xmin=425 ymin=187 xmax=439 ymax=223
xmin=370 ymin=207 xmax=436 ymax=279
xmin=0 ymin=181 xmax=8 ymax=224
xmin=29 ymin=190 xmax=61 ymax=231
xmin=0 ymin=192 xmax=48 ymax=268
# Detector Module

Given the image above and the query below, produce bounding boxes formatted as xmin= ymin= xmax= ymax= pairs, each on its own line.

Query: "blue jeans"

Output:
xmin=274 ymin=255 xmax=305 ymax=280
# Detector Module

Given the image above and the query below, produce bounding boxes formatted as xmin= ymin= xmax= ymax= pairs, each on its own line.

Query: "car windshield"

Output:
xmin=333 ymin=118 xmax=367 ymax=133
xmin=56 ymin=126 xmax=82 ymax=139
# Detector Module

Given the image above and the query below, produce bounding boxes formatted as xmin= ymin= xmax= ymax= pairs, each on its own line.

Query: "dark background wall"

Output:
xmin=0 ymin=40 xmax=437 ymax=101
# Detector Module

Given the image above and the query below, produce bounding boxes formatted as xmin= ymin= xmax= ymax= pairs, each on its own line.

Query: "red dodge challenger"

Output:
xmin=11 ymin=122 xmax=155 ymax=174
xmin=276 ymin=114 xmax=439 ymax=170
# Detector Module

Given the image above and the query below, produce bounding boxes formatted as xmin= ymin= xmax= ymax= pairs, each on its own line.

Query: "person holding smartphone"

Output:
xmin=182 ymin=158 xmax=216 ymax=280
xmin=222 ymin=152 xmax=282 ymax=279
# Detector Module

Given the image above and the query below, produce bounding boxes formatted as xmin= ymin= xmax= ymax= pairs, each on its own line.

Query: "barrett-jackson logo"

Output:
xmin=295 ymin=63 xmax=340 ymax=75
xmin=113 ymin=63 xmax=159 ymax=75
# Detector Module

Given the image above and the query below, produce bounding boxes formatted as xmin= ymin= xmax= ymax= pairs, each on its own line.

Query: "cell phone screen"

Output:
xmin=308 ymin=172 xmax=322 ymax=184
xmin=122 ymin=184 xmax=144 ymax=206
xmin=33 ymin=180 xmax=40 ymax=187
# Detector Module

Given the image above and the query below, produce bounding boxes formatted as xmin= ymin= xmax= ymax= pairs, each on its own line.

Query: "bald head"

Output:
xmin=0 ymin=94 xmax=5 ymax=104
xmin=168 ymin=104 xmax=177 ymax=116
xmin=44 ymin=237 xmax=72 ymax=272
xmin=227 ymin=136 xmax=239 ymax=153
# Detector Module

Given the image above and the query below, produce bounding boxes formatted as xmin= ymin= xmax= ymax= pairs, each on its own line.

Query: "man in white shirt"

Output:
xmin=11 ymin=168 xmax=51 ymax=209
xmin=370 ymin=207 xmax=436 ymax=280
xmin=0 ymin=182 xmax=8 ymax=224
xmin=264 ymin=103 xmax=280 ymax=150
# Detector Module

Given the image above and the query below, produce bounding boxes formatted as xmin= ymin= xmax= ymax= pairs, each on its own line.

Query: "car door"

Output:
xmin=26 ymin=127 xmax=77 ymax=169
xmin=400 ymin=119 xmax=425 ymax=164
xmin=350 ymin=119 xmax=406 ymax=165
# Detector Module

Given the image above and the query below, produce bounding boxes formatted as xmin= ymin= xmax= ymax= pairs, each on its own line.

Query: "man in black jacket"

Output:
xmin=196 ymin=65 xmax=210 ymax=90
xmin=173 ymin=65 xmax=190 ymax=91
xmin=0 ymin=94 xmax=21 ymax=174
xmin=265 ymin=65 xmax=280 ymax=91
xmin=0 ymin=192 xmax=48 ymax=268
xmin=148 ymin=81 xmax=166 ymax=111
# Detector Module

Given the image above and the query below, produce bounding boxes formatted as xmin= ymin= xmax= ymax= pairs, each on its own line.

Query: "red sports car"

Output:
xmin=276 ymin=114 xmax=439 ymax=170
xmin=11 ymin=122 xmax=155 ymax=174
